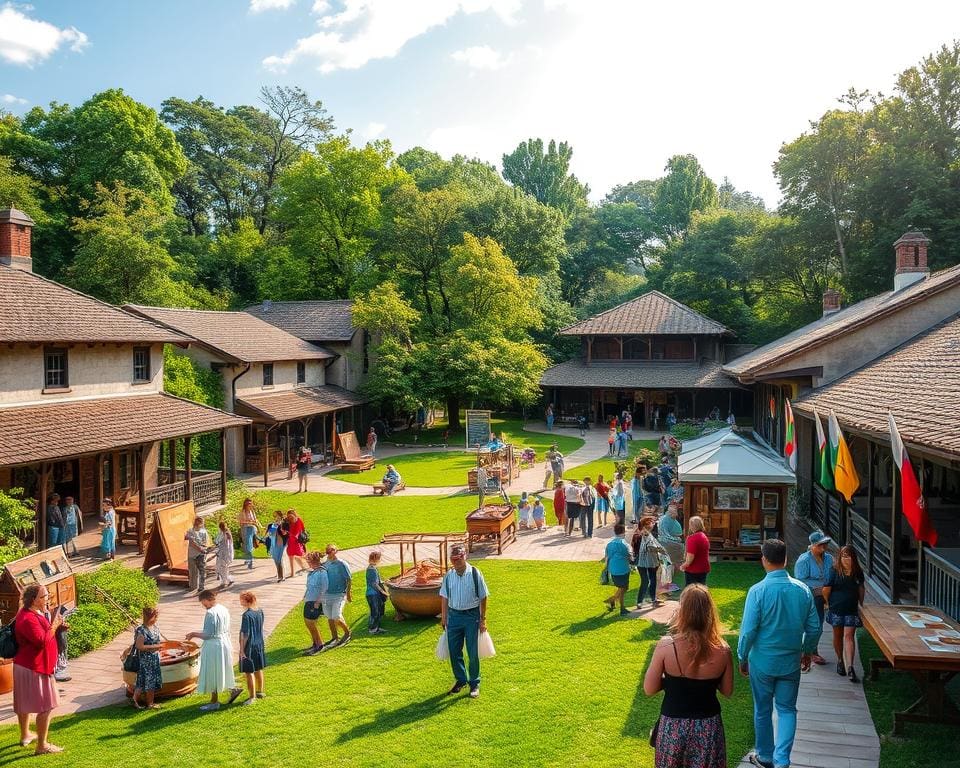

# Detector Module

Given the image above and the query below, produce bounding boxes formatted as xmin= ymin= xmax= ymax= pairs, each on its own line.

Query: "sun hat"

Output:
xmin=808 ymin=530 xmax=831 ymax=546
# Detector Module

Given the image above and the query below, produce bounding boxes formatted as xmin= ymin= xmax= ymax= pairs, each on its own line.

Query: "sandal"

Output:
xmin=35 ymin=744 xmax=64 ymax=755
xmin=19 ymin=735 xmax=36 ymax=747
xmin=836 ymin=660 xmax=846 ymax=676
xmin=848 ymin=667 xmax=859 ymax=684
xmin=131 ymin=701 xmax=143 ymax=710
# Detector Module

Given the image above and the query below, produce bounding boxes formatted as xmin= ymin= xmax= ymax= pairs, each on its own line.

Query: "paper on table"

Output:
xmin=899 ymin=611 xmax=943 ymax=628
xmin=920 ymin=635 xmax=960 ymax=653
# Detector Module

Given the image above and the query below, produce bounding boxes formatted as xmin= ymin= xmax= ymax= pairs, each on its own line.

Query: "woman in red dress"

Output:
xmin=13 ymin=584 xmax=64 ymax=755
xmin=285 ymin=509 xmax=308 ymax=576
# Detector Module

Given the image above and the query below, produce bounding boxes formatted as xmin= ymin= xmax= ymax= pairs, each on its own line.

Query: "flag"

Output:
xmin=784 ymin=399 xmax=797 ymax=471
xmin=814 ymin=407 xmax=833 ymax=490
xmin=769 ymin=396 xmax=776 ymax=419
xmin=828 ymin=410 xmax=860 ymax=502
xmin=888 ymin=413 xmax=937 ymax=546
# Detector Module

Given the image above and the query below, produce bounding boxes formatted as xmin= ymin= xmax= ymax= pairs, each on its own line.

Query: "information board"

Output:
xmin=465 ymin=409 xmax=492 ymax=449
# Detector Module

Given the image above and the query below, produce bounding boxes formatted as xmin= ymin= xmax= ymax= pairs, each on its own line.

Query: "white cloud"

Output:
xmin=263 ymin=0 xmax=519 ymax=73
xmin=2 ymin=94 xmax=28 ymax=105
xmin=363 ymin=121 xmax=386 ymax=140
xmin=451 ymin=45 xmax=504 ymax=70
xmin=249 ymin=0 xmax=296 ymax=12
xmin=0 ymin=5 xmax=89 ymax=66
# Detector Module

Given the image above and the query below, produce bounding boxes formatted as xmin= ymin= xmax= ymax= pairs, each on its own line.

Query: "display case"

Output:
xmin=0 ymin=547 xmax=77 ymax=625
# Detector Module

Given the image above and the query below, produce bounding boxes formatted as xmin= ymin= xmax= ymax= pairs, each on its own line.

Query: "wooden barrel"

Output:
xmin=122 ymin=640 xmax=201 ymax=698
xmin=387 ymin=577 xmax=442 ymax=618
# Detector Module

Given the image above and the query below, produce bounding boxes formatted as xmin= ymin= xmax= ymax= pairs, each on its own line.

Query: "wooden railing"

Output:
xmin=826 ymin=494 xmax=844 ymax=543
xmin=812 ymin=485 xmax=827 ymax=530
xmin=870 ymin=527 xmax=893 ymax=595
xmin=191 ymin=472 xmax=222 ymax=509
xmin=919 ymin=547 xmax=960 ymax=622
xmin=849 ymin=512 xmax=870 ymax=572
xmin=145 ymin=471 xmax=222 ymax=510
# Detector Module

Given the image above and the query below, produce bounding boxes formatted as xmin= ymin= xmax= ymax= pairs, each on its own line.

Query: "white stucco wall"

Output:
xmin=323 ymin=334 xmax=368 ymax=390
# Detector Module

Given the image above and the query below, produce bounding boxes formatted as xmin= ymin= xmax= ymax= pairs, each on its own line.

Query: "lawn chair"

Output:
xmin=335 ymin=430 xmax=375 ymax=472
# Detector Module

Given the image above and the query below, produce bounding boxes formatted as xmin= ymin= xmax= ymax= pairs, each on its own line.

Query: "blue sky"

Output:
xmin=3 ymin=1 xmax=960 ymax=206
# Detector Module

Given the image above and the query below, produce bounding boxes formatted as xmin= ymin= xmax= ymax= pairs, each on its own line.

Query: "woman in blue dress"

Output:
xmin=99 ymin=499 xmax=116 ymax=560
xmin=264 ymin=510 xmax=288 ymax=582
xmin=132 ymin=606 xmax=163 ymax=709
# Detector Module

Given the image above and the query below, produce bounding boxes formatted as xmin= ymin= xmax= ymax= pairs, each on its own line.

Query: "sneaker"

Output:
xmin=339 ymin=633 xmax=352 ymax=647
xmin=326 ymin=637 xmax=341 ymax=649
xmin=469 ymin=687 xmax=480 ymax=699
xmin=255 ymin=692 xmax=266 ymax=699
xmin=304 ymin=644 xmax=323 ymax=656
xmin=619 ymin=608 xmax=631 ymax=616
xmin=240 ymin=698 xmax=256 ymax=706
xmin=748 ymin=753 xmax=773 ymax=768
xmin=199 ymin=703 xmax=220 ymax=712
xmin=447 ymin=682 xmax=466 ymax=695
xmin=227 ymin=687 xmax=243 ymax=705
xmin=374 ymin=628 xmax=388 ymax=634
xmin=54 ymin=673 xmax=72 ymax=682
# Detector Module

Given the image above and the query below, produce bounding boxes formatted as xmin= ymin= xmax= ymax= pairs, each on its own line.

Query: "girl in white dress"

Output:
xmin=186 ymin=591 xmax=236 ymax=711
xmin=214 ymin=522 xmax=235 ymax=589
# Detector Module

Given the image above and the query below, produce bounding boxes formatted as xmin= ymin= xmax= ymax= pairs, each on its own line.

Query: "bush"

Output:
xmin=70 ymin=564 xmax=160 ymax=657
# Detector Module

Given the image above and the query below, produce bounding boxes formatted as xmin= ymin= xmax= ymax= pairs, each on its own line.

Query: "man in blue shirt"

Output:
xmin=439 ymin=544 xmax=490 ymax=699
xmin=738 ymin=539 xmax=819 ymax=768
xmin=793 ymin=530 xmax=834 ymax=666
xmin=322 ymin=544 xmax=353 ymax=648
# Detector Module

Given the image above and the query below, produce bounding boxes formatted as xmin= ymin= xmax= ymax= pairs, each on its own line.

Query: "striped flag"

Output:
xmin=828 ymin=410 xmax=860 ymax=503
xmin=784 ymin=399 xmax=797 ymax=471
xmin=814 ymin=407 xmax=833 ymax=490
xmin=888 ymin=413 xmax=937 ymax=546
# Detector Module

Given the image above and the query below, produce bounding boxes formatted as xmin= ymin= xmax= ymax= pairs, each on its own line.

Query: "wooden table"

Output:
xmin=860 ymin=603 xmax=960 ymax=733
xmin=466 ymin=505 xmax=516 ymax=555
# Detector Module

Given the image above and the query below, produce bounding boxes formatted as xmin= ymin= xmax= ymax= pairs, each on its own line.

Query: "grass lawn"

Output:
xmin=388 ymin=416 xmax=585 ymax=455
xmin=859 ymin=632 xmax=960 ymax=767
xmin=5 ymin=561 xmax=759 ymax=768
xmin=568 ymin=438 xmax=660 ymax=483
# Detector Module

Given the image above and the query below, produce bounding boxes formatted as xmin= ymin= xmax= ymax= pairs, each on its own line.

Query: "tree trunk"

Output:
xmin=446 ymin=396 xmax=461 ymax=430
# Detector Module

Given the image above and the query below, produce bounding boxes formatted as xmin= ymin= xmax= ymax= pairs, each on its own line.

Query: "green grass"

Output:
xmin=388 ymin=416 xmax=585 ymax=455
xmin=859 ymin=632 xmax=960 ymax=767
xmin=4 ymin=561 xmax=758 ymax=768
xmin=567 ymin=438 xmax=660 ymax=482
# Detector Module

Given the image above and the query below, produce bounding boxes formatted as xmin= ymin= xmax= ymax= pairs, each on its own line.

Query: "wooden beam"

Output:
xmin=262 ymin=428 xmax=269 ymax=488
xmin=285 ymin=422 xmax=291 ymax=467
xmin=184 ymin=435 xmax=193 ymax=501
xmin=219 ymin=429 xmax=228 ymax=506
xmin=38 ymin=462 xmax=49 ymax=550
xmin=168 ymin=438 xmax=176 ymax=483
xmin=866 ymin=441 xmax=875 ymax=577
xmin=96 ymin=453 xmax=104 ymax=508
xmin=137 ymin=446 xmax=147 ymax=554
xmin=890 ymin=454 xmax=901 ymax=603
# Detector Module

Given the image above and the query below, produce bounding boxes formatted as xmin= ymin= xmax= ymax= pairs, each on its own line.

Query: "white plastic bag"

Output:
xmin=435 ymin=631 xmax=450 ymax=661
xmin=478 ymin=630 xmax=496 ymax=659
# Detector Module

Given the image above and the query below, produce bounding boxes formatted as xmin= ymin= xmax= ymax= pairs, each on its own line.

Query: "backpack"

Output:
xmin=0 ymin=619 xmax=17 ymax=659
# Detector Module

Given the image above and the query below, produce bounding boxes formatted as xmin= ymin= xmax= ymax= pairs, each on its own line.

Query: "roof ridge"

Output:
xmin=559 ymin=289 xmax=729 ymax=335
xmin=646 ymin=290 xmax=730 ymax=333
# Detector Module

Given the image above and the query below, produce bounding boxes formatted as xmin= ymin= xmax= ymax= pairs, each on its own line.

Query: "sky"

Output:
xmin=3 ymin=0 xmax=960 ymax=207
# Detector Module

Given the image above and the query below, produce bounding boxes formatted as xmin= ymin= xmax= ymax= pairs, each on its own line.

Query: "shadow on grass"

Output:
xmin=622 ymin=637 xmax=660 ymax=738
xmin=334 ymin=692 xmax=463 ymax=744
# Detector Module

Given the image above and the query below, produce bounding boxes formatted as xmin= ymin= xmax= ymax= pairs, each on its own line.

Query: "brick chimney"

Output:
xmin=0 ymin=207 xmax=34 ymax=272
xmin=822 ymin=287 xmax=841 ymax=317
xmin=893 ymin=230 xmax=930 ymax=291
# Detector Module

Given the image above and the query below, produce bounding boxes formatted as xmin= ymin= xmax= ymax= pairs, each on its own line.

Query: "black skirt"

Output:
xmin=240 ymin=644 xmax=266 ymax=672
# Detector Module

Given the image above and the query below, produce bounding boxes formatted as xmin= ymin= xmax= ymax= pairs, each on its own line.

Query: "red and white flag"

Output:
xmin=888 ymin=413 xmax=937 ymax=547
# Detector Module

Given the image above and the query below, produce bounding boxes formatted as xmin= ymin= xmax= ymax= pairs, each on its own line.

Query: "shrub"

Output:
xmin=669 ymin=423 xmax=701 ymax=441
xmin=70 ymin=564 xmax=160 ymax=657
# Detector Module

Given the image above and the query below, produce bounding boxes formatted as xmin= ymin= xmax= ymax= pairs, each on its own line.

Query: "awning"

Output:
xmin=678 ymin=431 xmax=795 ymax=485
xmin=235 ymin=385 xmax=368 ymax=423
xmin=0 ymin=393 xmax=250 ymax=467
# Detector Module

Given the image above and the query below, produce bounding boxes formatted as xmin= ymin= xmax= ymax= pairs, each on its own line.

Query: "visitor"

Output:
xmin=264 ymin=510 xmax=288 ymax=582
xmin=366 ymin=426 xmax=378 ymax=457
xmin=793 ymin=531 xmax=833 ymax=666
xmin=643 ymin=584 xmax=733 ymax=768
xmin=381 ymin=464 xmax=402 ymax=495
xmin=726 ymin=411 xmax=736 ymax=427
xmin=643 ymin=466 xmax=663 ymax=514
xmin=658 ymin=457 xmax=673 ymax=487
xmin=61 ymin=496 xmax=82 ymax=557
xmin=45 ymin=494 xmax=63 ymax=549
xmin=624 ymin=411 xmax=633 ymax=438
xmin=487 ymin=432 xmax=504 ymax=451
xmin=579 ymin=477 xmax=596 ymax=538
xmin=632 ymin=515 xmax=665 ymax=608
xmin=186 ymin=590 xmax=235 ymax=711
xmin=44 ymin=604 xmax=70 ymax=684
xmin=738 ymin=539 xmax=819 ymax=768
xmin=577 ymin=413 xmax=588 ymax=436
xmin=99 ymin=498 xmax=116 ymax=561
xmin=658 ymin=435 xmax=671 ymax=457
xmin=616 ymin=428 xmax=629 ymax=457
xmin=553 ymin=480 xmax=566 ymax=528
xmin=608 ymin=424 xmax=616 ymax=456
xmin=678 ymin=516 xmax=711 ymax=586
xmin=544 ymin=444 xmax=564 ymax=488
xmin=13 ymin=584 xmax=64 ymax=755
xmin=296 ymin=447 xmax=312 ymax=492
xmin=594 ymin=474 xmax=610 ymax=527
xmin=517 ymin=491 xmax=532 ymax=530
xmin=237 ymin=498 xmax=261 ymax=572
xmin=184 ymin=515 xmax=211 ymax=593
xmin=545 ymin=403 xmax=554 ymax=431
xmin=666 ymin=411 xmax=677 ymax=430
xmin=822 ymin=545 xmax=865 ymax=683
xmin=439 ymin=543 xmax=489 ymax=699
xmin=531 ymin=495 xmax=546 ymax=531
xmin=630 ymin=468 xmax=644 ymax=525
xmin=231 ymin=591 xmax=266 ymax=704
xmin=302 ymin=551 xmax=327 ymax=655
xmin=652 ymin=407 xmax=661 ymax=431
xmin=285 ymin=509 xmax=308 ymax=576
xmin=131 ymin=606 xmax=163 ymax=710
xmin=323 ymin=544 xmax=353 ymax=648
xmin=214 ymin=521 xmax=234 ymax=589
xmin=564 ymin=480 xmax=582 ymax=536
xmin=611 ymin=472 xmax=626 ymax=526
xmin=365 ymin=550 xmax=389 ymax=634
xmin=603 ymin=522 xmax=632 ymax=616
xmin=708 ymin=406 xmax=721 ymax=422
xmin=665 ymin=478 xmax=684 ymax=509
xmin=658 ymin=504 xmax=685 ymax=573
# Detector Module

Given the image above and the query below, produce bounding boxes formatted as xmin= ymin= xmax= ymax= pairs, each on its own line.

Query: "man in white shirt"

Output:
xmin=439 ymin=544 xmax=490 ymax=698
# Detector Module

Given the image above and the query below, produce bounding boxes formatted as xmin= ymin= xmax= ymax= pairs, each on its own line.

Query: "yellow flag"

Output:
xmin=833 ymin=422 xmax=861 ymax=503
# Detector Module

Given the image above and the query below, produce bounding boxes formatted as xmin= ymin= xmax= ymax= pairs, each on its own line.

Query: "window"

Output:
xmin=297 ymin=361 xmax=306 ymax=384
xmin=262 ymin=363 xmax=274 ymax=387
xmin=119 ymin=452 xmax=132 ymax=488
xmin=133 ymin=347 xmax=151 ymax=382
xmin=43 ymin=347 xmax=68 ymax=389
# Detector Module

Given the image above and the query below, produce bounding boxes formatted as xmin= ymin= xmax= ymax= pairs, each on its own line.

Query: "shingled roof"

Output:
xmin=125 ymin=305 xmax=334 ymax=364
xmin=244 ymin=300 xmax=356 ymax=342
xmin=235 ymin=385 xmax=368 ymax=422
xmin=0 ymin=393 xmax=249 ymax=466
xmin=540 ymin=359 xmax=744 ymax=390
xmin=793 ymin=313 xmax=960 ymax=458
xmin=0 ymin=266 xmax=186 ymax=345
xmin=725 ymin=263 xmax=960 ymax=379
xmin=559 ymin=291 xmax=731 ymax=337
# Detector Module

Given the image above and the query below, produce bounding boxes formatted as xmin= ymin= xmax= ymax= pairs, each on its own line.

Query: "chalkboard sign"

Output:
xmin=465 ymin=410 xmax=492 ymax=449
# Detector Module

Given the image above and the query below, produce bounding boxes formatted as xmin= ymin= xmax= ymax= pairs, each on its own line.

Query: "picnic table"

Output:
xmin=860 ymin=603 xmax=960 ymax=734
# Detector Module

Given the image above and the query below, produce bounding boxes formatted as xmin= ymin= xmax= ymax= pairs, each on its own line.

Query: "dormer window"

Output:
xmin=43 ymin=347 xmax=68 ymax=389
xmin=263 ymin=363 xmax=274 ymax=387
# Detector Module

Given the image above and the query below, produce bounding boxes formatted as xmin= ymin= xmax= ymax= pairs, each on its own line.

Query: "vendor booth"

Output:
xmin=678 ymin=429 xmax=794 ymax=559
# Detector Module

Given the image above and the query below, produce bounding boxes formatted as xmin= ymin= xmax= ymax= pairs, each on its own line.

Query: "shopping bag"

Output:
xmin=658 ymin=562 xmax=673 ymax=586
xmin=435 ymin=631 xmax=450 ymax=661
xmin=599 ymin=566 xmax=610 ymax=586
xmin=478 ymin=630 xmax=496 ymax=659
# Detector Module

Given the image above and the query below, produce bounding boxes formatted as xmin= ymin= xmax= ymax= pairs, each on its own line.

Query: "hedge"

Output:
xmin=69 ymin=564 xmax=160 ymax=657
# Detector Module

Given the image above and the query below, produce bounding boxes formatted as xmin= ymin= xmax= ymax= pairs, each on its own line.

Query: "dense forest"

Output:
xmin=2 ymin=43 xmax=959 ymax=417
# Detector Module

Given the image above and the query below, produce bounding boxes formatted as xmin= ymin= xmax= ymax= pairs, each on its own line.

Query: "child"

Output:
xmin=517 ymin=492 xmax=531 ymax=529
xmin=61 ymin=496 xmax=82 ymax=556
xmin=214 ymin=521 xmax=234 ymax=589
xmin=230 ymin=591 xmax=266 ymax=705
xmin=99 ymin=498 xmax=116 ymax=560
xmin=531 ymin=495 xmax=546 ymax=531
xmin=365 ymin=550 xmax=389 ymax=634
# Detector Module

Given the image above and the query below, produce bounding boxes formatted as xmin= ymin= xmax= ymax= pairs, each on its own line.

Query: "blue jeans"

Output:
xmin=546 ymin=415 xmax=554 ymax=431
xmin=749 ymin=667 xmax=801 ymax=768
xmin=637 ymin=566 xmax=657 ymax=603
xmin=48 ymin=527 xmax=62 ymax=548
xmin=241 ymin=525 xmax=256 ymax=566
xmin=367 ymin=593 xmax=386 ymax=631
xmin=446 ymin=607 xmax=480 ymax=687
xmin=581 ymin=506 xmax=594 ymax=537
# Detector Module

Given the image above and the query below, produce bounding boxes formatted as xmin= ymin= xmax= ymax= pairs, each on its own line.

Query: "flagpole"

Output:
xmin=890 ymin=442 xmax=901 ymax=603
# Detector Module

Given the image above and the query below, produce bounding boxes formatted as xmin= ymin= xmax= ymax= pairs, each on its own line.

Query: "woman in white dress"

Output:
xmin=185 ymin=590 xmax=236 ymax=711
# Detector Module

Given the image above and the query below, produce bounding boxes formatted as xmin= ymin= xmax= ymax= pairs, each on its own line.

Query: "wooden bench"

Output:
xmin=372 ymin=481 xmax=406 ymax=496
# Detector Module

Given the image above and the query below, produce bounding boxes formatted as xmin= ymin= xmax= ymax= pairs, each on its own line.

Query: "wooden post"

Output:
xmin=38 ymin=462 xmax=49 ymax=550
xmin=96 ymin=453 xmax=104 ymax=507
xmin=322 ymin=415 xmax=328 ymax=463
xmin=184 ymin=435 xmax=193 ymax=501
xmin=890 ymin=454 xmax=901 ymax=603
xmin=219 ymin=429 xmax=228 ymax=506
xmin=168 ymin=438 xmax=176 ymax=484
xmin=866 ymin=441 xmax=875 ymax=577
xmin=284 ymin=422 xmax=291 ymax=467
xmin=262 ymin=427 xmax=270 ymax=488
xmin=137 ymin=446 xmax=148 ymax=554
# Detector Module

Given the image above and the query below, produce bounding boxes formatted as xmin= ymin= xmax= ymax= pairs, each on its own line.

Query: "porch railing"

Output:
xmin=812 ymin=485 xmax=827 ymax=530
xmin=144 ymin=470 xmax=222 ymax=510
xmin=826 ymin=494 xmax=844 ymax=543
xmin=191 ymin=472 xmax=222 ymax=509
xmin=849 ymin=512 xmax=870 ymax=573
xmin=919 ymin=547 xmax=960 ymax=622
xmin=870 ymin=527 xmax=893 ymax=595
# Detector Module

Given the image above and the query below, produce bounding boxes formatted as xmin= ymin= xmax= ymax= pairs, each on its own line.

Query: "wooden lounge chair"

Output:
xmin=372 ymin=480 xmax=405 ymax=496
xmin=335 ymin=431 xmax=375 ymax=472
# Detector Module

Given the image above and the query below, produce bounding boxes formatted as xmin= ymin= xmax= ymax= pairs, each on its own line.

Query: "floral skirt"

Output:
xmin=826 ymin=611 xmax=863 ymax=628
xmin=654 ymin=714 xmax=725 ymax=768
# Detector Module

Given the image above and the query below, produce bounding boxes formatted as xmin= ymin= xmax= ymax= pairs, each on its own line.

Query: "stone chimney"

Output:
xmin=893 ymin=230 xmax=930 ymax=292
xmin=822 ymin=287 xmax=841 ymax=317
xmin=0 ymin=207 xmax=34 ymax=272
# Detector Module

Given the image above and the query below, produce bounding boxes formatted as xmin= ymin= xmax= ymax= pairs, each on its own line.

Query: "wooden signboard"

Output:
xmin=0 ymin=547 xmax=76 ymax=625
xmin=142 ymin=500 xmax=196 ymax=583
xmin=465 ymin=410 xmax=492 ymax=449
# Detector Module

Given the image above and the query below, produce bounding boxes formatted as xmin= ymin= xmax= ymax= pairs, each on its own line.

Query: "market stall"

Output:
xmin=466 ymin=503 xmax=517 ymax=554
xmin=467 ymin=443 xmax=516 ymax=491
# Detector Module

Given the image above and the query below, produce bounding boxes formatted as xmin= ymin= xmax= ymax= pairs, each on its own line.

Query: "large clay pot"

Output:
xmin=122 ymin=640 xmax=200 ymax=698
xmin=0 ymin=658 xmax=13 ymax=695
xmin=386 ymin=578 xmax=442 ymax=618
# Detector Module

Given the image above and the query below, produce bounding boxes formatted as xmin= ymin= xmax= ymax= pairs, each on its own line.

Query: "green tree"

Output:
xmin=653 ymin=154 xmax=718 ymax=241
xmin=501 ymin=138 xmax=589 ymax=217
xmin=0 ymin=488 xmax=33 ymax=568
xmin=163 ymin=346 xmax=225 ymax=468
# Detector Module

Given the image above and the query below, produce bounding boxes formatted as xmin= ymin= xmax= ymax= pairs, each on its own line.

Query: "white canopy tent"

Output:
xmin=678 ymin=431 xmax=796 ymax=486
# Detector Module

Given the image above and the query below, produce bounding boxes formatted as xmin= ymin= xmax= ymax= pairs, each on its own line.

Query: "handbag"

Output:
xmin=298 ymin=530 xmax=310 ymax=545
xmin=599 ymin=566 xmax=610 ymax=586
xmin=122 ymin=637 xmax=140 ymax=673
xmin=0 ymin=619 xmax=17 ymax=659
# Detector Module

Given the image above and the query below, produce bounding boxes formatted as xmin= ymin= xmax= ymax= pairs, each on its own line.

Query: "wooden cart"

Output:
xmin=466 ymin=503 xmax=517 ymax=554
xmin=380 ymin=532 xmax=467 ymax=619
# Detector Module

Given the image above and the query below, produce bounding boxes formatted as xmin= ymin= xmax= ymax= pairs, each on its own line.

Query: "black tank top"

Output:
xmin=660 ymin=640 xmax=723 ymax=719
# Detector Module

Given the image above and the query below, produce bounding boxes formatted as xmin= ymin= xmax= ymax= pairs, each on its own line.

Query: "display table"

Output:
xmin=860 ymin=603 xmax=960 ymax=734
xmin=466 ymin=504 xmax=516 ymax=554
